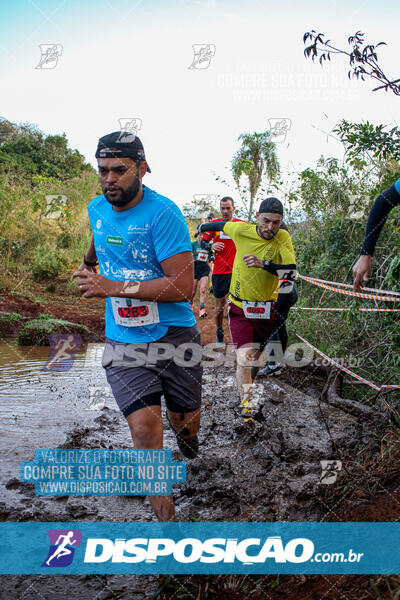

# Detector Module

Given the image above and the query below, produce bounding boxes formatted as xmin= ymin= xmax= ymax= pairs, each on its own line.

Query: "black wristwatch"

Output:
xmin=83 ymin=255 xmax=98 ymax=267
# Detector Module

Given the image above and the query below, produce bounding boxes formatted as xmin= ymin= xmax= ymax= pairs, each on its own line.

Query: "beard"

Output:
xmin=257 ymin=226 xmax=275 ymax=240
xmin=104 ymin=175 xmax=140 ymax=207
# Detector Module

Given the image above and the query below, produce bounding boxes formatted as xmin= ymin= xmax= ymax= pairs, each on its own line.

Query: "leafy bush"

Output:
xmin=32 ymin=247 xmax=67 ymax=281
xmin=56 ymin=232 xmax=73 ymax=249
xmin=18 ymin=315 xmax=88 ymax=345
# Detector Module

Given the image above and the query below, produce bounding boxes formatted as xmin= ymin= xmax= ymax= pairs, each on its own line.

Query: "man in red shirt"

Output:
xmin=200 ymin=196 xmax=245 ymax=345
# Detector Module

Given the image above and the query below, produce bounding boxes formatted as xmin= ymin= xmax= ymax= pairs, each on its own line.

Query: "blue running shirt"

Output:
xmin=88 ymin=185 xmax=195 ymax=343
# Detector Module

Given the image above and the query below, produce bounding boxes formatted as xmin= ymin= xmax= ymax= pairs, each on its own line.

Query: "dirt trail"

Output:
xmin=0 ymin=361 xmax=389 ymax=599
xmin=0 ymin=289 xmax=398 ymax=598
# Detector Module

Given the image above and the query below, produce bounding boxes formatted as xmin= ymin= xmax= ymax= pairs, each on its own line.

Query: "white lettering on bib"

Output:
xmin=196 ymin=250 xmax=208 ymax=262
xmin=111 ymin=298 xmax=160 ymax=327
xmin=242 ymin=300 xmax=271 ymax=319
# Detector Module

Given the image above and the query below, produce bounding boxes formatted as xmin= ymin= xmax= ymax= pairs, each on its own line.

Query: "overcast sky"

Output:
xmin=1 ymin=0 xmax=399 ymax=210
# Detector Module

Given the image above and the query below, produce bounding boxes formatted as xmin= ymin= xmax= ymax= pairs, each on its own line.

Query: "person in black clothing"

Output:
xmin=257 ymin=282 xmax=298 ymax=377
xmin=257 ymin=222 xmax=298 ymax=377
xmin=353 ymin=179 xmax=400 ymax=291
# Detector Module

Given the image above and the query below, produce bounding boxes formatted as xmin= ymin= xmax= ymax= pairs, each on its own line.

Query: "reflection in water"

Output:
xmin=0 ymin=339 xmax=104 ymax=399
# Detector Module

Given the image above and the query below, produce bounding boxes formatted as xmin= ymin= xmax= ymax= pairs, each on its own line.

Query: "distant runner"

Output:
xmin=199 ymin=198 xmax=297 ymax=427
xmin=191 ymin=233 xmax=213 ymax=318
xmin=200 ymin=197 xmax=245 ymax=346
xmin=73 ymin=131 xmax=202 ymax=522
xmin=353 ymin=178 xmax=400 ymax=291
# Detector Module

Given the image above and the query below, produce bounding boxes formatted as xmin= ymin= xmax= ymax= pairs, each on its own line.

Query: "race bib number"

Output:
xmin=111 ymin=298 xmax=160 ymax=327
xmin=242 ymin=301 xmax=271 ymax=319
xmin=196 ymin=250 xmax=208 ymax=262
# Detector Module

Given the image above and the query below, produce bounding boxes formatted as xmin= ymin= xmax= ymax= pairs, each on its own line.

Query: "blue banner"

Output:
xmin=20 ymin=449 xmax=186 ymax=496
xmin=0 ymin=522 xmax=399 ymax=574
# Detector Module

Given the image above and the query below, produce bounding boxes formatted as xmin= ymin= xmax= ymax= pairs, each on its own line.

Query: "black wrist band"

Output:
xmin=83 ymin=255 xmax=98 ymax=267
xmin=262 ymin=260 xmax=271 ymax=271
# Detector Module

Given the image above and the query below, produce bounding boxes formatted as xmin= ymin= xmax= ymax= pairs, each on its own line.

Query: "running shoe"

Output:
xmin=257 ymin=363 xmax=283 ymax=377
xmin=199 ymin=308 xmax=208 ymax=319
xmin=239 ymin=399 xmax=256 ymax=431
xmin=240 ymin=398 xmax=253 ymax=419
xmin=176 ymin=434 xmax=199 ymax=459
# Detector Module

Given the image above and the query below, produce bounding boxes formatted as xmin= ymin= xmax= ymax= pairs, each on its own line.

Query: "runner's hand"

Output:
xmin=76 ymin=262 xmax=97 ymax=273
xmin=72 ymin=269 xmax=117 ymax=298
xmin=353 ymin=255 xmax=372 ymax=291
xmin=243 ymin=254 xmax=263 ymax=269
xmin=212 ymin=242 xmax=224 ymax=251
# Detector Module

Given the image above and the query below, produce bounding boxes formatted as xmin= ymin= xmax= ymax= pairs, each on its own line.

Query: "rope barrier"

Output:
xmin=298 ymin=274 xmax=400 ymax=302
xmin=296 ymin=334 xmax=399 ymax=392
xmin=293 ymin=307 xmax=400 ymax=312
xmin=297 ymin=274 xmax=400 ymax=296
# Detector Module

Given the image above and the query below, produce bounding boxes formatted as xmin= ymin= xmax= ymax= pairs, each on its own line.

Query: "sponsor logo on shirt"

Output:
xmin=107 ymin=235 xmax=123 ymax=246
xmin=127 ymin=224 xmax=150 ymax=233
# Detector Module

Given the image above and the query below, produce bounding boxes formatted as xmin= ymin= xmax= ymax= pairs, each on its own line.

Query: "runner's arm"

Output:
xmin=263 ymin=261 xmax=297 ymax=280
xmin=360 ymin=182 xmax=400 ymax=256
xmin=200 ymin=239 xmax=213 ymax=251
xmin=353 ymin=180 xmax=400 ymax=290
xmin=77 ymin=236 xmax=97 ymax=272
xmin=72 ymin=251 xmax=194 ymax=301
xmin=243 ymin=254 xmax=297 ymax=280
xmin=199 ymin=221 xmax=226 ymax=233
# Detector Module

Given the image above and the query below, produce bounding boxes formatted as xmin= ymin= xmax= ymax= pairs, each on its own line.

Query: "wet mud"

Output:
xmin=0 ymin=356 xmax=391 ymax=599
xmin=0 ymin=291 xmax=398 ymax=598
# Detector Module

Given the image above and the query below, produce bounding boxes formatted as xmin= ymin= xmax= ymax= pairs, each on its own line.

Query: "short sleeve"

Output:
xmin=223 ymin=221 xmax=243 ymax=240
xmin=152 ymin=200 xmax=192 ymax=263
xmin=278 ymin=232 xmax=296 ymax=264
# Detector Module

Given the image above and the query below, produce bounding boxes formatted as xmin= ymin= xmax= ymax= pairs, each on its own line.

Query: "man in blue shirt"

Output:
xmin=73 ymin=132 xmax=202 ymax=521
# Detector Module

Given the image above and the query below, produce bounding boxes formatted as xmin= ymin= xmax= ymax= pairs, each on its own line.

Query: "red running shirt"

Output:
xmin=202 ymin=218 xmax=246 ymax=275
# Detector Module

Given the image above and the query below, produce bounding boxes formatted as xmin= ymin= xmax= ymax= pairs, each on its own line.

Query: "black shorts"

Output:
xmin=194 ymin=261 xmax=210 ymax=280
xmin=102 ymin=325 xmax=203 ymax=418
xmin=212 ymin=273 xmax=232 ymax=298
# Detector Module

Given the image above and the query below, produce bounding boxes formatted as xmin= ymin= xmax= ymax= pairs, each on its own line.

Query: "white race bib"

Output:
xmin=242 ymin=301 xmax=271 ymax=319
xmin=111 ymin=298 xmax=160 ymax=327
xmin=196 ymin=250 xmax=208 ymax=262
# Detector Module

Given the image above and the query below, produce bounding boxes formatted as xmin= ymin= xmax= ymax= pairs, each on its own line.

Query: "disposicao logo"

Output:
xmin=83 ymin=536 xmax=314 ymax=564
xmin=42 ymin=529 xmax=82 ymax=567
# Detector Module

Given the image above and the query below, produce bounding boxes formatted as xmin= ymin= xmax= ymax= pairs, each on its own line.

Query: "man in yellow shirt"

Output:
xmin=199 ymin=198 xmax=297 ymax=427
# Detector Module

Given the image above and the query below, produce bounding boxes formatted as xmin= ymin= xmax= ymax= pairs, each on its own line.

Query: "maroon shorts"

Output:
xmin=227 ymin=300 xmax=276 ymax=349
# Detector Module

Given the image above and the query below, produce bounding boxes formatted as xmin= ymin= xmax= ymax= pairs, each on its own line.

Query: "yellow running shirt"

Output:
xmin=223 ymin=221 xmax=296 ymax=308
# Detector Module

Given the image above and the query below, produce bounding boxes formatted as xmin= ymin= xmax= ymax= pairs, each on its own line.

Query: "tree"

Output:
xmin=0 ymin=119 xmax=93 ymax=180
xmin=231 ymin=131 xmax=280 ymax=220
xmin=182 ymin=194 xmax=219 ymax=219
xmin=303 ymin=30 xmax=400 ymax=96
xmin=333 ymin=120 xmax=400 ymax=171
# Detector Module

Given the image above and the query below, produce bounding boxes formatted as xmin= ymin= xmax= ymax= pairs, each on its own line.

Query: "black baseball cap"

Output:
xmin=259 ymin=197 xmax=283 ymax=215
xmin=95 ymin=131 xmax=151 ymax=173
